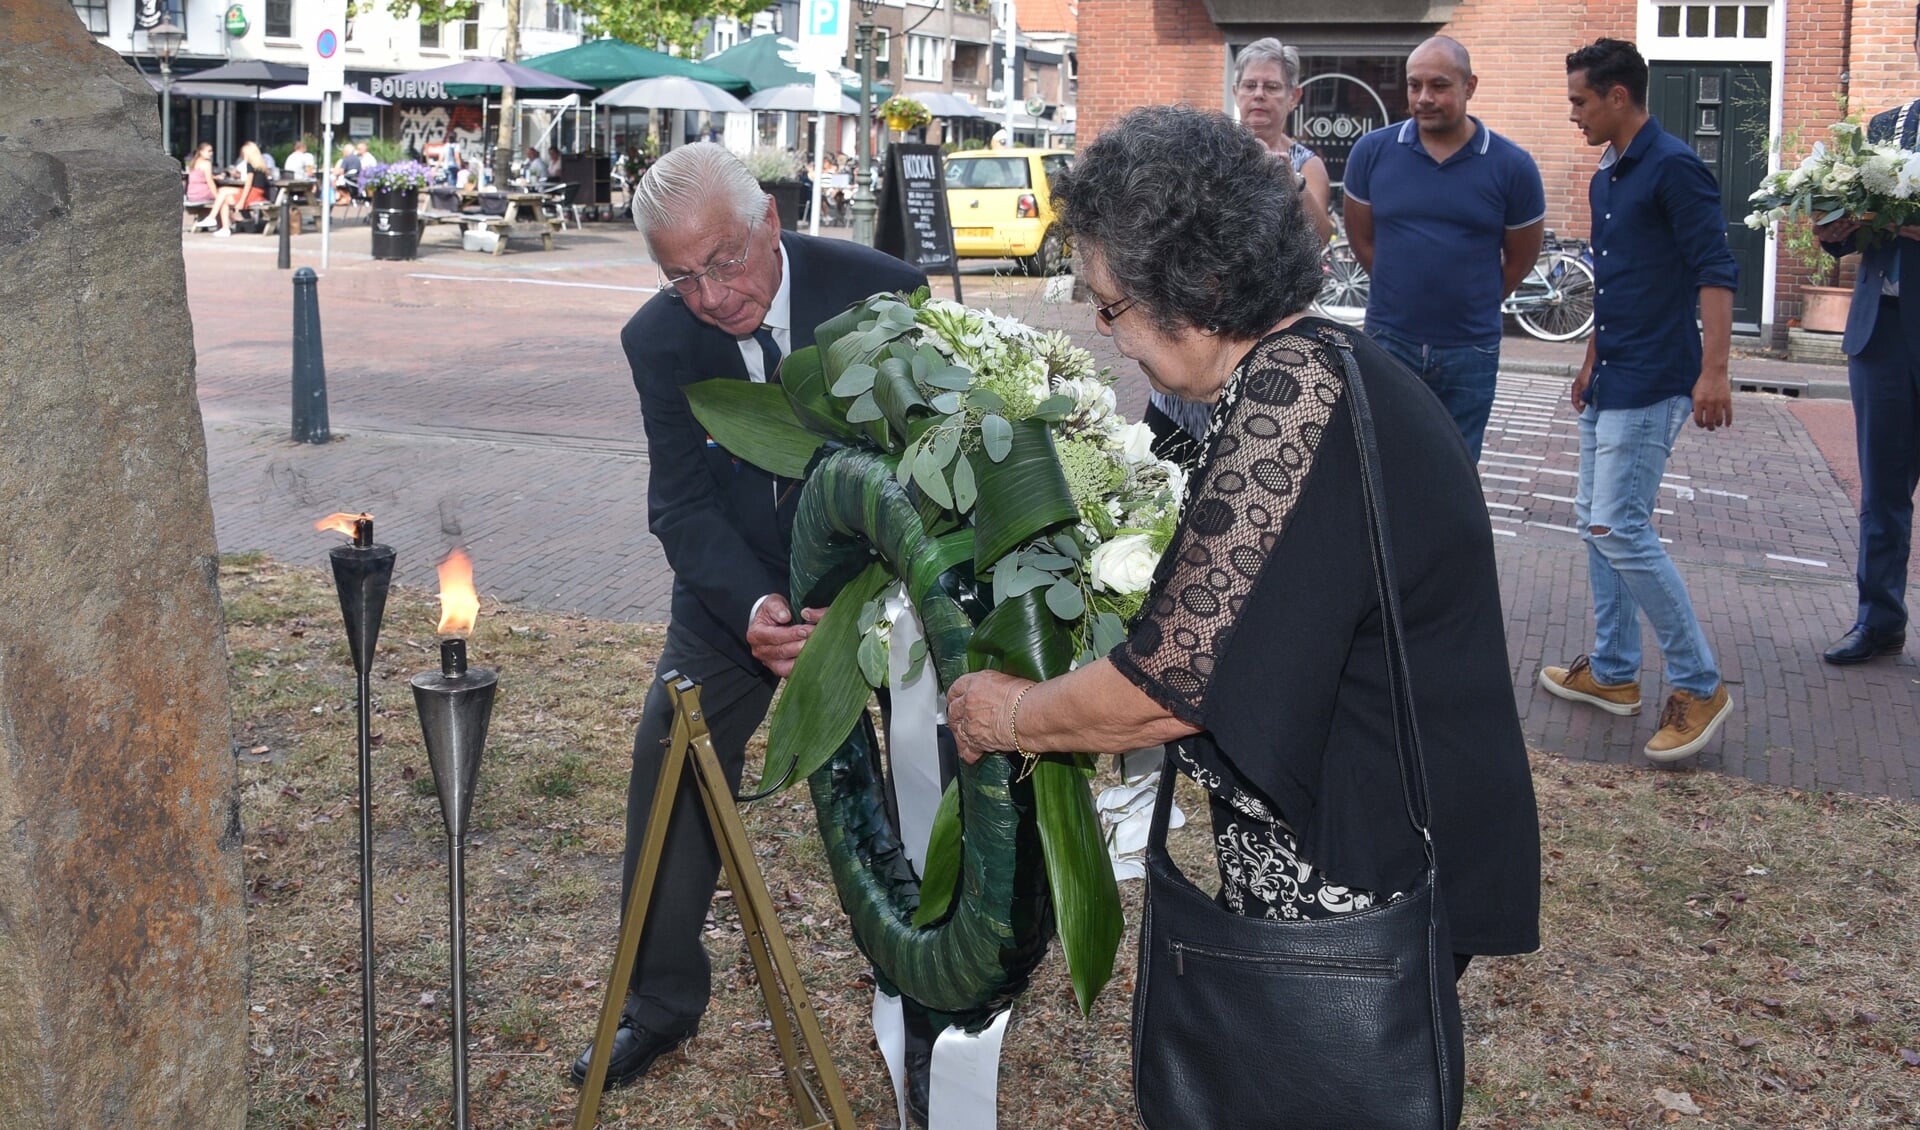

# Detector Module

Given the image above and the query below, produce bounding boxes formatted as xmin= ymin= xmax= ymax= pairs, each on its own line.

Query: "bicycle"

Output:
xmin=1503 ymin=233 xmax=1596 ymax=342
xmin=1311 ymin=235 xmax=1369 ymax=327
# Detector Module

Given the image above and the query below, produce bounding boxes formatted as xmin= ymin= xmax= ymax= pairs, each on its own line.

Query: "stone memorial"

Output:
xmin=0 ymin=2 xmax=247 ymax=1126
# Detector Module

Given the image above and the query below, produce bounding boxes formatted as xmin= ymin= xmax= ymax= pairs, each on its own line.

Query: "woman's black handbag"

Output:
xmin=1130 ymin=329 xmax=1465 ymax=1130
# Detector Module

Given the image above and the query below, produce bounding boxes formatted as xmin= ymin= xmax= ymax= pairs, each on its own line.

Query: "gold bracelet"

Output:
xmin=1009 ymin=684 xmax=1037 ymax=781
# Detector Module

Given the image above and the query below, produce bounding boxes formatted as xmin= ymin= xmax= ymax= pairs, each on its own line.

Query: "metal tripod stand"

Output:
xmin=574 ymin=672 xmax=855 ymax=1130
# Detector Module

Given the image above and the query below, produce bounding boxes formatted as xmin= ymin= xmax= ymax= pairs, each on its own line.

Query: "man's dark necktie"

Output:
xmin=753 ymin=326 xmax=782 ymax=382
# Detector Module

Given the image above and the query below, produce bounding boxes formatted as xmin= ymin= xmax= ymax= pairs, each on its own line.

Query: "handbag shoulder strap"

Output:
xmin=1318 ymin=324 xmax=1439 ymax=850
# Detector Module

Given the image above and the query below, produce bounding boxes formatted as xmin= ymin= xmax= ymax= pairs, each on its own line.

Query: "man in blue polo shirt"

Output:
xmin=1343 ymin=35 xmax=1546 ymax=460
xmin=1539 ymin=38 xmax=1738 ymax=765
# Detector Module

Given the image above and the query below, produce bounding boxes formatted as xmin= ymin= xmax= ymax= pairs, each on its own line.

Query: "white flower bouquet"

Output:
xmin=1746 ymin=120 xmax=1920 ymax=243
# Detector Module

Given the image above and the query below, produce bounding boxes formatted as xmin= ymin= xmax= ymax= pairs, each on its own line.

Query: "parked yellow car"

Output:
xmin=944 ymin=148 xmax=1073 ymax=276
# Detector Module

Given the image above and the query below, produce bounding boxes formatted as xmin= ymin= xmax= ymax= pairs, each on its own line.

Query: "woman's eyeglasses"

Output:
xmin=1236 ymin=80 xmax=1291 ymax=97
xmin=1093 ymin=293 xmax=1138 ymax=324
xmin=659 ymin=223 xmax=757 ymax=297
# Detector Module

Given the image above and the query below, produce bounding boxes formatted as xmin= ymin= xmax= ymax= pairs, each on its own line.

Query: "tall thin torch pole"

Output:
xmin=358 ymin=653 xmax=379 ymax=1130
xmin=448 ymin=830 xmax=470 ymax=1128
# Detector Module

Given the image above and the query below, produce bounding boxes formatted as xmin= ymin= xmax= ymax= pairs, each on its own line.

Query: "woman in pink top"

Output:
xmin=185 ymin=142 xmax=218 ymax=228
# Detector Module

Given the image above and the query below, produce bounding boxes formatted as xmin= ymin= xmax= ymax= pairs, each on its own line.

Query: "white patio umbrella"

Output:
xmin=916 ymin=91 xmax=991 ymax=119
xmin=264 ymin=82 xmax=392 ymax=106
xmin=594 ymin=75 xmax=749 ymax=113
xmin=743 ymin=83 xmax=858 ymax=115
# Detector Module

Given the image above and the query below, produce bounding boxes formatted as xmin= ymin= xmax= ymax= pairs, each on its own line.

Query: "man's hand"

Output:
xmin=747 ymin=595 xmax=823 ymax=678
xmin=1692 ymin=370 xmax=1733 ymax=431
xmin=1815 ymin=216 xmax=1862 ymax=244
xmin=1570 ymin=365 xmax=1593 ymax=412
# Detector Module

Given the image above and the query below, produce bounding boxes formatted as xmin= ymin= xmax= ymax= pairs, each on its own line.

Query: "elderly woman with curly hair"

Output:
xmin=947 ymin=106 xmax=1538 ymax=991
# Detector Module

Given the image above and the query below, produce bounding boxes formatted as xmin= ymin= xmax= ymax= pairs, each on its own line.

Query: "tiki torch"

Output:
xmin=410 ymin=548 xmax=495 ymax=1130
xmin=318 ymin=512 xmax=392 ymax=1130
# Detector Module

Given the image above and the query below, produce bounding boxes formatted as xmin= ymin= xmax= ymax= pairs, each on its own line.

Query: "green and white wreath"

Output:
xmin=686 ymin=290 xmax=1183 ymax=1024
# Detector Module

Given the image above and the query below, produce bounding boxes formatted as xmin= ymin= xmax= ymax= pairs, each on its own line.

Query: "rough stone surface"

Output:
xmin=0 ymin=3 xmax=247 ymax=1127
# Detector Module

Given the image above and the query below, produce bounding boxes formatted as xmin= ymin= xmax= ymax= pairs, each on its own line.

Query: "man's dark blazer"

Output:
xmin=1823 ymin=101 xmax=1920 ymax=355
xmin=621 ymin=231 xmax=926 ymax=674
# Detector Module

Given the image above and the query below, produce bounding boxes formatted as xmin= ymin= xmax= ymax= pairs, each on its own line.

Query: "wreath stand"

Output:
xmin=574 ymin=672 xmax=854 ymax=1130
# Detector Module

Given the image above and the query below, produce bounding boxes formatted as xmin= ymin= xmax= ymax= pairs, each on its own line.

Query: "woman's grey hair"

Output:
xmin=1052 ymin=105 xmax=1324 ymax=340
xmin=1235 ymin=37 xmax=1301 ymax=88
xmin=631 ymin=142 xmax=767 ymax=242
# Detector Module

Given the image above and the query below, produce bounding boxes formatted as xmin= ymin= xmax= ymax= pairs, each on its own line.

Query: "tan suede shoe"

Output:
xmin=1644 ymin=685 xmax=1733 ymax=763
xmin=1539 ymin=655 xmax=1642 ymax=716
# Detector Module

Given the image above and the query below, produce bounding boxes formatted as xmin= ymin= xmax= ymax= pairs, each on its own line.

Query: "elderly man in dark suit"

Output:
xmin=1817 ymin=12 xmax=1920 ymax=665
xmin=573 ymin=143 xmax=925 ymax=1089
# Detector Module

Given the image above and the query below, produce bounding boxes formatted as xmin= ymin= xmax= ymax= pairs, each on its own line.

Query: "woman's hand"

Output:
xmin=945 ymin=671 xmax=1035 ymax=765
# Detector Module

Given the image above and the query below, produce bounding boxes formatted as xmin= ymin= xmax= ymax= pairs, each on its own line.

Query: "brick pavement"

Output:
xmin=187 ymin=221 xmax=1918 ymax=801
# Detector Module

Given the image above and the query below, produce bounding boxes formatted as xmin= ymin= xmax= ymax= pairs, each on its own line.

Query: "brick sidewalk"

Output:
xmin=188 ymin=222 xmax=1918 ymax=800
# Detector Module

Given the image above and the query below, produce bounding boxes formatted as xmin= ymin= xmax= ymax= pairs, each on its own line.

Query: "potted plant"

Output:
xmin=742 ymin=146 xmax=806 ymax=231
xmin=881 ymin=95 xmax=931 ymax=134
xmin=359 ymin=159 xmax=432 ymax=260
xmin=1789 ymin=227 xmax=1851 ymax=333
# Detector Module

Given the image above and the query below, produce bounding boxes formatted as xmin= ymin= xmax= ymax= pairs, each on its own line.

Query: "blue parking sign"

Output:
xmin=807 ymin=0 xmax=842 ymax=37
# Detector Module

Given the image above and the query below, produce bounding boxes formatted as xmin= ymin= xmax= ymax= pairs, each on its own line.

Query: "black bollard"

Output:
xmin=292 ymin=268 xmax=331 ymax=444
xmin=278 ymin=191 xmax=292 ymax=270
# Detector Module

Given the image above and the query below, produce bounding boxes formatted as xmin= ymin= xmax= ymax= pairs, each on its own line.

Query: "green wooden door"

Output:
xmin=1649 ymin=62 xmax=1771 ymax=329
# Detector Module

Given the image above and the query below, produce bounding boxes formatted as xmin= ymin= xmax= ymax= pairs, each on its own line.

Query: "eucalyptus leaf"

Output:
xmin=847 ymin=391 xmax=884 ymax=424
xmin=910 ymin=782 xmax=964 ymax=927
xmin=981 ymin=414 xmax=1013 ymax=462
xmin=1090 ymin=610 xmax=1127 ymax=656
xmin=1051 ymin=533 xmax=1085 ymax=562
xmin=930 ymin=427 xmax=961 ymax=467
xmin=926 ymin=367 xmax=976 ymax=391
xmin=764 ymin=563 xmax=893 ymax=790
xmin=857 ymin=629 xmax=888 ymax=688
xmin=915 ymin=450 xmax=953 ymax=509
xmin=831 ymin=362 xmax=879 ymax=398
xmin=1045 ymin=578 xmax=1086 ymax=620
xmin=930 ymin=391 xmax=962 ymax=414
xmin=1022 ymin=551 xmax=1075 ymax=570
xmin=1031 ymin=394 xmax=1077 ymax=421
xmin=682 ymin=379 xmax=822 ymax=480
xmin=965 ymin=387 xmax=1007 ymax=411
xmin=952 ymin=455 xmax=978 ymax=512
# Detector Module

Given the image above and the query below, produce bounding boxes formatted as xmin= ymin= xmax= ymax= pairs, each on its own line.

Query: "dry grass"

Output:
xmin=225 ymin=555 xmax=1920 ymax=1128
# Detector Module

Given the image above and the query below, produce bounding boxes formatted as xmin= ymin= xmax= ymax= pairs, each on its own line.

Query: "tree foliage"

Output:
xmin=376 ymin=1 xmax=766 ymax=58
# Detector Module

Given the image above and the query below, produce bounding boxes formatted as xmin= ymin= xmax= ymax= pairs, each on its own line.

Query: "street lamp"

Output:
xmin=850 ymin=0 xmax=881 ymax=247
xmin=147 ymin=17 xmax=186 ymax=157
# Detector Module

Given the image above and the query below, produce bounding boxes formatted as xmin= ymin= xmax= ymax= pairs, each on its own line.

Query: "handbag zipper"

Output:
xmin=1171 ymin=940 xmax=1398 ymax=979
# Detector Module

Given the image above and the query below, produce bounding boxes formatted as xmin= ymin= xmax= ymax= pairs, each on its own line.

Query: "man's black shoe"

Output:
xmin=902 ymin=1006 xmax=932 ymax=1128
xmin=569 ymin=1015 xmax=696 ymax=1090
xmin=1823 ymin=625 xmax=1907 ymax=665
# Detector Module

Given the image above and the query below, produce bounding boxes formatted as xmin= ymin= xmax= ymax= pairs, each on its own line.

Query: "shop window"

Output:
xmin=266 ymin=0 xmax=293 ymax=39
xmin=71 ymin=0 xmax=108 ymax=34
xmin=1655 ymin=2 xmax=1772 ymax=40
xmin=421 ymin=20 xmax=441 ymax=48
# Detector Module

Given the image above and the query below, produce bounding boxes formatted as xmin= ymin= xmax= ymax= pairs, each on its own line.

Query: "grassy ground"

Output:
xmin=225 ymin=554 xmax=1920 ymax=1128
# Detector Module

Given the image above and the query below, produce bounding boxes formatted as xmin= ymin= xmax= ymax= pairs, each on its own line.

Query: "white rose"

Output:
xmin=1089 ymin=533 xmax=1158 ymax=594
xmin=1116 ymin=421 xmax=1155 ymax=464
xmin=1745 ymin=213 xmax=1767 ymax=230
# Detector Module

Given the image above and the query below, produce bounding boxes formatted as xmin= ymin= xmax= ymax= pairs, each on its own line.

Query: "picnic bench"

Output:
xmin=419 ymin=188 xmax=563 ymax=255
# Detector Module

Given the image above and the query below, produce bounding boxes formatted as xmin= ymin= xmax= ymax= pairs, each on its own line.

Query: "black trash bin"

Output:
xmin=370 ymin=188 xmax=420 ymax=260
xmin=760 ymin=179 xmax=805 ymax=231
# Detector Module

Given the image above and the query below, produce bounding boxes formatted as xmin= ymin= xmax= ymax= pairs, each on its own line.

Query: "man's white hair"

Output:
xmin=631 ymin=142 xmax=768 ymax=245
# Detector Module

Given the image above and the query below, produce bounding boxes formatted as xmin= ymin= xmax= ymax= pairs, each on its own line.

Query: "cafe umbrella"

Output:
xmin=380 ymin=59 xmax=592 ymax=187
xmin=743 ymin=82 xmax=858 ymax=114
xmin=265 ymin=82 xmax=393 ymax=106
xmin=593 ymin=75 xmax=749 ymax=114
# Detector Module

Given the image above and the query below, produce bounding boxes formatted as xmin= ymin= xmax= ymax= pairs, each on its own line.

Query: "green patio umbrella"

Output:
xmin=519 ymin=37 xmax=750 ymax=93
xmin=702 ymin=35 xmax=889 ymax=100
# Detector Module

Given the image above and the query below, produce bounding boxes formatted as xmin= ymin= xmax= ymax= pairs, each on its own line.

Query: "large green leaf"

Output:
xmin=779 ymin=346 xmax=864 ymax=443
xmin=1032 ymin=758 xmax=1123 ymax=1014
xmin=764 ymin=562 xmax=893 ymax=790
xmin=683 ymin=379 xmax=822 ymax=480
xmin=909 ymin=781 xmax=964 ymax=927
xmin=968 ymin=418 xmax=1076 ymax=571
xmin=966 ymin=587 xmax=1077 ymax=680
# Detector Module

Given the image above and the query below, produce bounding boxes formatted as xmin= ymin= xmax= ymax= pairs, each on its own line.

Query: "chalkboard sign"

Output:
xmin=875 ymin=143 xmax=964 ymax=303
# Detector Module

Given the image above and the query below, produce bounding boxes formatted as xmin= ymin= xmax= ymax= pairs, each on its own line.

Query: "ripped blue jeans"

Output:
xmin=1576 ymin=397 xmax=1720 ymax=697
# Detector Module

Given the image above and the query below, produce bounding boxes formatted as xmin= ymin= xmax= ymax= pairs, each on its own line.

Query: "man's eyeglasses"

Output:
xmin=658 ymin=223 xmax=757 ymax=297
xmin=1236 ymin=80 xmax=1291 ymax=97
xmin=1092 ymin=292 xmax=1137 ymax=324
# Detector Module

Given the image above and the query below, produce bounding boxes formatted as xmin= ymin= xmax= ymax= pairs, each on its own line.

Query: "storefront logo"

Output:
xmin=1299 ymin=113 xmax=1378 ymax=142
xmin=224 ymin=4 xmax=249 ymax=37
xmin=370 ymin=76 xmax=449 ymax=100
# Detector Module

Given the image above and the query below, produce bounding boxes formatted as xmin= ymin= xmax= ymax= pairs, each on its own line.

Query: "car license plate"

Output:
xmin=955 ymin=227 xmax=992 ymax=238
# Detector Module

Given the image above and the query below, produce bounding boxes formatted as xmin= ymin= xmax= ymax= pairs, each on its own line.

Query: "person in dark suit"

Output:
xmin=1817 ymin=11 xmax=1920 ymax=665
xmin=570 ymin=143 xmax=925 ymax=1091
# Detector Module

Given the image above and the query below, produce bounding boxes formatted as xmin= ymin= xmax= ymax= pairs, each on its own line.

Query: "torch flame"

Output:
xmin=315 ymin=512 xmax=371 ymax=538
xmin=436 ymin=548 xmax=480 ymax=635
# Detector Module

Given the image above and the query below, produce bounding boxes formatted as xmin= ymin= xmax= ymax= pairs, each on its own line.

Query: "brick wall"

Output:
xmin=1077 ymin=0 xmax=1222 ymax=139
xmin=1777 ymin=0 xmax=1854 ymax=318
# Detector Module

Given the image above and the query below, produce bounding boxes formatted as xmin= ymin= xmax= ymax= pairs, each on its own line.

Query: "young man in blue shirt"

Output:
xmin=1540 ymin=38 xmax=1737 ymax=763
xmin=1343 ymin=35 xmax=1547 ymax=460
